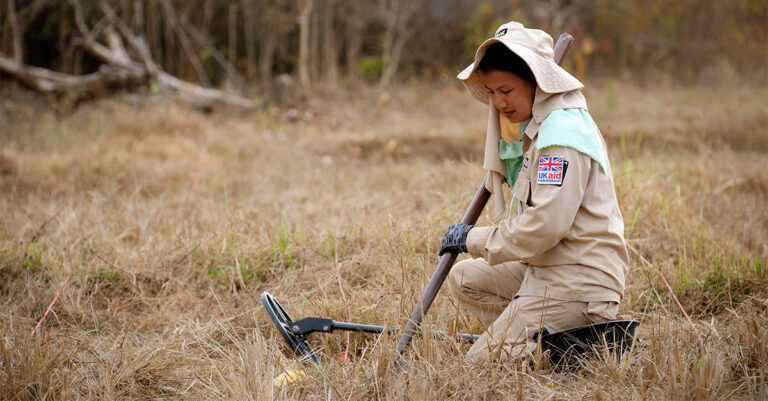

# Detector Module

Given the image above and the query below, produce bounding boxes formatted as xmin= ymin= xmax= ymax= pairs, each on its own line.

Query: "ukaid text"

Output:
xmin=537 ymin=156 xmax=568 ymax=186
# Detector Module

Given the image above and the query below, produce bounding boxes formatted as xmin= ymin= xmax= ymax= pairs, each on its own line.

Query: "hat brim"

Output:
xmin=458 ymin=38 xmax=583 ymax=104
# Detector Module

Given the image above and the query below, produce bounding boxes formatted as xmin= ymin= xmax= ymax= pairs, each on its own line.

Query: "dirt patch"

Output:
xmin=311 ymin=134 xmax=480 ymax=163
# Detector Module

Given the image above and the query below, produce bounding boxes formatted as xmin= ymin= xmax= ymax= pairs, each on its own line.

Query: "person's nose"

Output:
xmin=492 ymin=94 xmax=507 ymax=109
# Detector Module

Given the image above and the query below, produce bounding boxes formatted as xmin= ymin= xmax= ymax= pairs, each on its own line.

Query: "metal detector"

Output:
xmin=261 ymin=291 xmax=479 ymax=365
xmin=262 ymin=291 xmax=638 ymax=367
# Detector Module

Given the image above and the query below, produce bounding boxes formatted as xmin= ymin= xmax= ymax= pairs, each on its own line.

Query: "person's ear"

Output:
xmin=526 ymin=80 xmax=536 ymax=99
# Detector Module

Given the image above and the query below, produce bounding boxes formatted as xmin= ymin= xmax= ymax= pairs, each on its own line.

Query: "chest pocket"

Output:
xmin=511 ymin=173 xmax=531 ymax=216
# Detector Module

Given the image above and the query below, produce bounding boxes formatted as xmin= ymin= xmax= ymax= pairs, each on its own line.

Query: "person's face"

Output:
xmin=483 ymin=70 xmax=535 ymax=123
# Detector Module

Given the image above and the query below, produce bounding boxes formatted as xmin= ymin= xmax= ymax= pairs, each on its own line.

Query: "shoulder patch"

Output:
xmin=537 ymin=155 xmax=568 ymax=186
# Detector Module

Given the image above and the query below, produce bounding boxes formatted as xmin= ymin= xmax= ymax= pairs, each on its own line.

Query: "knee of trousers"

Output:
xmin=465 ymin=339 xmax=536 ymax=364
xmin=447 ymin=258 xmax=476 ymax=296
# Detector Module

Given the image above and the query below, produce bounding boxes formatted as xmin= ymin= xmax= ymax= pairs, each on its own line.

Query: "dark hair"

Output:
xmin=477 ymin=43 xmax=536 ymax=85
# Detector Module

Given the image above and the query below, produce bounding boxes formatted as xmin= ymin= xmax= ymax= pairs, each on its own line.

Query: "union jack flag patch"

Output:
xmin=537 ymin=155 xmax=568 ymax=185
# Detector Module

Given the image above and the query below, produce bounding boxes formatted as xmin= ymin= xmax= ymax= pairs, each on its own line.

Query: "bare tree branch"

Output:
xmin=178 ymin=14 xmax=241 ymax=86
xmin=72 ymin=1 xmax=142 ymax=74
xmin=241 ymin=0 xmax=256 ymax=79
xmin=157 ymin=0 xmax=211 ymax=86
xmin=379 ymin=0 xmax=425 ymax=87
xmin=298 ymin=0 xmax=314 ymax=92
xmin=16 ymin=0 xmax=49 ymax=28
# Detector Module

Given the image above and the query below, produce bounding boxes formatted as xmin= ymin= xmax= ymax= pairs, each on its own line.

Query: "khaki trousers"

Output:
xmin=448 ymin=258 xmax=618 ymax=363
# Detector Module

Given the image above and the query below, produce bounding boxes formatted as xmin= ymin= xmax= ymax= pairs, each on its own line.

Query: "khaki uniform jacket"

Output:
xmin=466 ymin=111 xmax=629 ymax=303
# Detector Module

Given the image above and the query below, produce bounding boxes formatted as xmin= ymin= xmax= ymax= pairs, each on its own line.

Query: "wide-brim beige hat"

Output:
xmin=458 ymin=21 xmax=583 ymax=103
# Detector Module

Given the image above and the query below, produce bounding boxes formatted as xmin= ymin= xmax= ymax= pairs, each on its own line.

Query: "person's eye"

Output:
xmin=502 ymin=89 xmax=513 ymax=94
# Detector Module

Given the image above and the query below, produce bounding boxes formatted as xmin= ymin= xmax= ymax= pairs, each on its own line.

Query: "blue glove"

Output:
xmin=438 ymin=223 xmax=473 ymax=256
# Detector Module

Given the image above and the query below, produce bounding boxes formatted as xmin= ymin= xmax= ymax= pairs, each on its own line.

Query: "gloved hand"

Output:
xmin=438 ymin=223 xmax=474 ymax=256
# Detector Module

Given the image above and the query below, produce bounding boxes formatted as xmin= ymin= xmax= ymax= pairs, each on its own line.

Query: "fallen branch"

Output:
xmin=155 ymin=71 xmax=256 ymax=108
xmin=0 ymin=52 xmax=142 ymax=97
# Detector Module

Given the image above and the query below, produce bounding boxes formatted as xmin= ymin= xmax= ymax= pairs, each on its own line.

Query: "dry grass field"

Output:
xmin=1 ymin=80 xmax=767 ymax=400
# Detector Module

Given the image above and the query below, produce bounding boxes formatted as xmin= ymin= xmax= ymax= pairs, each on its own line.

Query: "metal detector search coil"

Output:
xmin=261 ymin=291 xmax=320 ymax=364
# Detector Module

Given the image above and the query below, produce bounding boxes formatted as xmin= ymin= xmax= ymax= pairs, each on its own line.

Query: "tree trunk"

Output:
xmin=163 ymin=6 xmax=176 ymax=74
xmin=257 ymin=0 xmax=293 ymax=100
xmin=133 ymin=0 xmax=144 ymax=33
xmin=259 ymin=25 xmax=276 ymax=94
xmin=345 ymin=0 xmax=362 ymax=82
xmin=298 ymin=0 xmax=314 ymax=92
xmin=201 ymin=0 xmax=214 ymax=38
xmin=57 ymin=2 xmax=71 ymax=73
xmin=1 ymin=2 xmax=6 ymax=55
xmin=7 ymin=0 xmax=22 ymax=62
xmin=146 ymin=0 xmax=159 ymax=63
xmin=242 ymin=0 xmax=256 ymax=80
xmin=322 ymin=0 xmax=338 ymax=85
xmin=380 ymin=0 xmax=396 ymax=71
xmin=228 ymin=3 xmax=238 ymax=80
xmin=309 ymin=3 xmax=321 ymax=83
xmin=381 ymin=28 xmax=406 ymax=87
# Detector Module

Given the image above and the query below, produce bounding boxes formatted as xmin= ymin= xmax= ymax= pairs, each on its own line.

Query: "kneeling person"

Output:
xmin=440 ymin=21 xmax=629 ymax=363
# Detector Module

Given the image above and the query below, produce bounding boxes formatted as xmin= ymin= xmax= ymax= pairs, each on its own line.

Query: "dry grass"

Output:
xmin=1 ymin=81 xmax=766 ymax=400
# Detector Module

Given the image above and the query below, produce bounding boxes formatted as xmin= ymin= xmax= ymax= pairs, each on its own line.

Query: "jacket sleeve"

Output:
xmin=466 ymin=146 xmax=590 ymax=265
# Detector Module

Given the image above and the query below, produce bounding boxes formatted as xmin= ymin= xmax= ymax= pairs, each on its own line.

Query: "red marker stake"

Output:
xmin=626 ymin=241 xmax=706 ymax=349
xmin=32 ymin=275 xmax=71 ymax=336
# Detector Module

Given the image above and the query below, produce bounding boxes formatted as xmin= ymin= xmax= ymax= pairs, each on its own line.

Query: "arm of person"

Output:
xmin=466 ymin=146 xmax=590 ymax=266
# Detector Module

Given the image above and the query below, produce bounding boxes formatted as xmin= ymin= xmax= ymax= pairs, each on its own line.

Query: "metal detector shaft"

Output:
xmin=289 ymin=315 xmax=479 ymax=342
xmin=333 ymin=321 xmax=399 ymax=335
xmin=393 ymin=33 xmax=575 ymax=362
xmin=332 ymin=320 xmax=478 ymax=342
xmin=333 ymin=321 xmax=479 ymax=342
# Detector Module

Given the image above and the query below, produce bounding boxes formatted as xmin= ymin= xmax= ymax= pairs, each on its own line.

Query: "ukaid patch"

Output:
xmin=537 ymin=155 xmax=568 ymax=186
